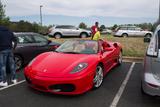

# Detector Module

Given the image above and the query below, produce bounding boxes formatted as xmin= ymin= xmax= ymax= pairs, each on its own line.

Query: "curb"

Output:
xmin=123 ymin=56 xmax=144 ymax=63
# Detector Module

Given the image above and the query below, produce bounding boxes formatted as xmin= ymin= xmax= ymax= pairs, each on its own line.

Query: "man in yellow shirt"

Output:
xmin=92 ymin=30 xmax=101 ymax=41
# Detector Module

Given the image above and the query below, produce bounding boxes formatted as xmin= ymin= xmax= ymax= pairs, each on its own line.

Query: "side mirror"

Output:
xmin=113 ymin=43 xmax=118 ymax=48
xmin=144 ymin=37 xmax=150 ymax=43
xmin=76 ymin=28 xmax=79 ymax=30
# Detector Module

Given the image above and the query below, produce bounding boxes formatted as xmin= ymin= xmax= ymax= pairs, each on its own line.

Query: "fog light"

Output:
xmin=53 ymin=89 xmax=61 ymax=92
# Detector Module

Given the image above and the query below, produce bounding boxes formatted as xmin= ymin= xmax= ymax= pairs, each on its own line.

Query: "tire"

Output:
xmin=117 ymin=51 xmax=122 ymax=65
xmin=145 ymin=33 xmax=152 ymax=38
xmin=122 ymin=33 xmax=128 ymax=37
xmin=80 ymin=33 xmax=88 ymax=38
xmin=93 ymin=65 xmax=104 ymax=89
xmin=54 ymin=33 xmax=62 ymax=39
xmin=14 ymin=55 xmax=23 ymax=70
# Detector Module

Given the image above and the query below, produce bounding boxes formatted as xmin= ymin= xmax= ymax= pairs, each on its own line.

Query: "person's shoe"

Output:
xmin=11 ymin=79 xmax=17 ymax=84
xmin=0 ymin=82 xmax=8 ymax=87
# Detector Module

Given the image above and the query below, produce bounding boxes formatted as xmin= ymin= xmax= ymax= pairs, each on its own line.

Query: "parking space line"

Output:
xmin=109 ymin=62 xmax=136 ymax=107
xmin=0 ymin=80 xmax=26 ymax=91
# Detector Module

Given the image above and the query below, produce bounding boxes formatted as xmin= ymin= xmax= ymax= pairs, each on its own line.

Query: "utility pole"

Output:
xmin=40 ymin=5 xmax=43 ymax=26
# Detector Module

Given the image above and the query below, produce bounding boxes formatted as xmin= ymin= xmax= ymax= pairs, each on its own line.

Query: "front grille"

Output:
xmin=33 ymin=84 xmax=47 ymax=91
xmin=49 ymin=84 xmax=75 ymax=92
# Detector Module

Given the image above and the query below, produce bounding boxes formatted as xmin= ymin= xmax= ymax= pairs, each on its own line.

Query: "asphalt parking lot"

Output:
xmin=0 ymin=62 xmax=160 ymax=107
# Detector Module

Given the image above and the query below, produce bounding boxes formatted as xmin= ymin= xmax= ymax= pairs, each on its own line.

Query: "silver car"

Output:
xmin=114 ymin=26 xmax=153 ymax=37
xmin=142 ymin=25 xmax=160 ymax=96
xmin=48 ymin=25 xmax=91 ymax=39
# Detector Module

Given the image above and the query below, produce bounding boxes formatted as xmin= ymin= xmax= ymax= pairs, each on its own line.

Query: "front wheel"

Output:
xmin=14 ymin=55 xmax=23 ymax=70
xmin=145 ymin=34 xmax=152 ymax=38
xmin=117 ymin=51 xmax=122 ymax=65
xmin=93 ymin=65 xmax=104 ymax=88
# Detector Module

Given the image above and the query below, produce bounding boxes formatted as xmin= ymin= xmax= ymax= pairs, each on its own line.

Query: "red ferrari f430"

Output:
xmin=24 ymin=39 xmax=122 ymax=95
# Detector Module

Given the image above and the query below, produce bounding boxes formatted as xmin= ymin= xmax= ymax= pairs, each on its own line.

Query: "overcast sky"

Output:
xmin=2 ymin=0 xmax=159 ymax=26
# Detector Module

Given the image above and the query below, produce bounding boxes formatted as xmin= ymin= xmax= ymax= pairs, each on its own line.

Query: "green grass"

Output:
xmin=101 ymin=35 xmax=149 ymax=57
xmin=48 ymin=34 xmax=149 ymax=57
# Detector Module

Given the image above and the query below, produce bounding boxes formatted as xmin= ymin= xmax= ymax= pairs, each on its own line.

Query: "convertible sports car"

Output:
xmin=24 ymin=39 xmax=122 ymax=95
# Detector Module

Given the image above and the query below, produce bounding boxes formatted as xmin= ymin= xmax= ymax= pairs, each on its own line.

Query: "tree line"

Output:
xmin=78 ymin=22 xmax=158 ymax=32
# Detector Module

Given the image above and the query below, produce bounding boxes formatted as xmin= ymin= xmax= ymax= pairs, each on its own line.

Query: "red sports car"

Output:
xmin=24 ymin=39 xmax=122 ymax=95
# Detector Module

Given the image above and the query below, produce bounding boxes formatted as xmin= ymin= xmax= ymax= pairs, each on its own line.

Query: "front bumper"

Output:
xmin=142 ymin=73 xmax=160 ymax=96
xmin=142 ymin=56 xmax=160 ymax=96
xmin=24 ymin=70 xmax=94 ymax=95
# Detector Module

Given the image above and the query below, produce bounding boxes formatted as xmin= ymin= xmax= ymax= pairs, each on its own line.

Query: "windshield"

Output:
xmin=56 ymin=40 xmax=98 ymax=54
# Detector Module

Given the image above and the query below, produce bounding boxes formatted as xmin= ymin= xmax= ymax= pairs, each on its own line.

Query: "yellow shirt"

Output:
xmin=93 ymin=31 xmax=101 ymax=41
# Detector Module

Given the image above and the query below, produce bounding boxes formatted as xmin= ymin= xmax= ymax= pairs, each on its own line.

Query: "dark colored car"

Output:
xmin=13 ymin=32 xmax=60 ymax=70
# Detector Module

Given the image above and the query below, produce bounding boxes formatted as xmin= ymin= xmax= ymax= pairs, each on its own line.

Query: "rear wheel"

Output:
xmin=93 ymin=65 xmax=104 ymax=88
xmin=80 ymin=33 xmax=88 ymax=38
xmin=117 ymin=51 xmax=122 ymax=65
xmin=122 ymin=33 xmax=128 ymax=37
xmin=14 ymin=55 xmax=23 ymax=70
xmin=54 ymin=33 xmax=62 ymax=39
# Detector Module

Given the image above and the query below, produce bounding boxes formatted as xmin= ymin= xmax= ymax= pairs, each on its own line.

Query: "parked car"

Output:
xmin=142 ymin=25 xmax=160 ymax=96
xmin=48 ymin=25 xmax=91 ymax=39
xmin=114 ymin=26 xmax=153 ymax=37
xmin=13 ymin=32 xmax=60 ymax=70
xmin=24 ymin=39 xmax=122 ymax=95
xmin=100 ymin=29 xmax=112 ymax=34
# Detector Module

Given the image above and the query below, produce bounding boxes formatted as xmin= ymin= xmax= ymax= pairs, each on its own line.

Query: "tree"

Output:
xmin=100 ymin=25 xmax=106 ymax=30
xmin=0 ymin=1 xmax=10 ymax=27
xmin=112 ymin=24 xmax=118 ymax=30
xmin=0 ymin=1 xmax=5 ymax=20
xmin=152 ymin=20 xmax=159 ymax=32
xmin=79 ymin=22 xmax=87 ymax=29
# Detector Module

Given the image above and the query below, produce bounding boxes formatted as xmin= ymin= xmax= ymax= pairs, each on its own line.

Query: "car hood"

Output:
xmin=30 ymin=52 xmax=98 ymax=77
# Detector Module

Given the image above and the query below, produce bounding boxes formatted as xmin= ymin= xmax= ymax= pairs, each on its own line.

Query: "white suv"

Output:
xmin=114 ymin=26 xmax=153 ymax=37
xmin=48 ymin=25 xmax=91 ymax=39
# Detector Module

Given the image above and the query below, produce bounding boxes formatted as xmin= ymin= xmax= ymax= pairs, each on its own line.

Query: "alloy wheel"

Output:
xmin=93 ymin=65 xmax=104 ymax=88
xmin=80 ymin=33 xmax=87 ymax=38
xmin=55 ymin=34 xmax=61 ymax=39
xmin=14 ymin=55 xmax=23 ymax=70
xmin=118 ymin=52 xmax=122 ymax=65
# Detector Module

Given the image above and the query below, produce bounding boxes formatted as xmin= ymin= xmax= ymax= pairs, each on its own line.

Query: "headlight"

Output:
xmin=28 ymin=58 xmax=36 ymax=66
xmin=70 ymin=63 xmax=88 ymax=74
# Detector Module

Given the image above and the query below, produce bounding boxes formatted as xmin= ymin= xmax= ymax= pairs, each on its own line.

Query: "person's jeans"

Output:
xmin=0 ymin=49 xmax=16 ymax=82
